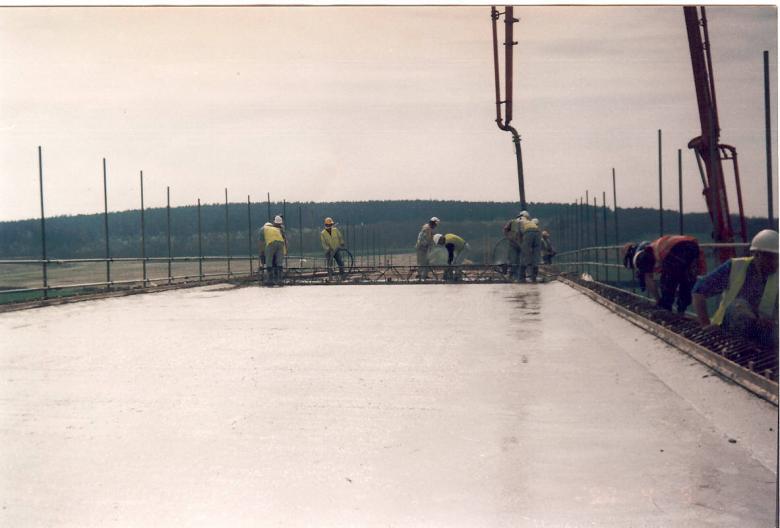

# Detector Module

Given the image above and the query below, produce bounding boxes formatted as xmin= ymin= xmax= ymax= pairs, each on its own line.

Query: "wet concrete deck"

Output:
xmin=0 ymin=282 xmax=776 ymax=526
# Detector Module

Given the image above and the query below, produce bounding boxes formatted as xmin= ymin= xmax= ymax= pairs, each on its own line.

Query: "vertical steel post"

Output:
xmin=37 ymin=146 xmax=48 ymax=299
xmin=593 ymin=197 xmax=598 ymax=280
xmin=298 ymin=204 xmax=303 ymax=266
xmin=197 ymin=198 xmax=203 ymax=281
xmin=585 ymin=190 xmax=589 ymax=247
xmin=574 ymin=196 xmax=582 ymax=271
xmin=140 ymin=171 xmax=147 ymax=285
xmin=103 ymin=158 xmax=110 ymax=286
xmin=658 ymin=129 xmax=664 ymax=236
xmin=166 ymin=186 xmax=172 ymax=284
xmin=247 ymin=195 xmax=253 ymax=276
xmin=765 ymin=50 xmax=775 ymax=226
xmin=602 ymin=191 xmax=608 ymax=282
xmin=577 ymin=198 xmax=581 ymax=251
xmin=266 ymin=192 xmax=271 ymax=222
xmin=580 ymin=197 xmax=584 ymax=273
xmin=593 ymin=197 xmax=598 ymax=247
xmin=283 ymin=199 xmax=287 ymax=269
xmin=612 ymin=168 xmax=619 ymax=244
xmin=225 ymin=188 xmax=231 ymax=277
xmin=678 ymin=149 xmax=684 ymax=234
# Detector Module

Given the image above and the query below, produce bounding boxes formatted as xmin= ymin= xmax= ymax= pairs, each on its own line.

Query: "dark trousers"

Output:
xmin=658 ymin=241 xmax=699 ymax=313
xmin=327 ymin=249 xmax=345 ymax=276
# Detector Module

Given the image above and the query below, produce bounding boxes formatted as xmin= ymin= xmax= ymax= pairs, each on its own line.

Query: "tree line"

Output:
xmin=0 ymin=199 xmax=773 ymax=259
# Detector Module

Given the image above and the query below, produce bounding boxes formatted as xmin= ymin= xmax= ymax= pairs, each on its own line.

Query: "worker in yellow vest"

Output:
xmin=320 ymin=217 xmax=347 ymax=280
xmin=415 ymin=217 xmax=439 ymax=281
xmin=518 ymin=215 xmax=541 ymax=282
xmin=434 ymin=233 xmax=470 ymax=281
xmin=258 ymin=216 xmax=286 ymax=286
xmin=692 ymin=229 xmax=778 ymax=347
xmin=502 ymin=211 xmax=527 ymax=281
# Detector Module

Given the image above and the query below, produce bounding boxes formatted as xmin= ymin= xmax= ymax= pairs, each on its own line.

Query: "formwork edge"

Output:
xmin=557 ymin=275 xmax=779 ymax=407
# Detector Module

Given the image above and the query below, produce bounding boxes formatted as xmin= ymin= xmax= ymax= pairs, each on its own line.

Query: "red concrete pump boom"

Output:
xmin=683 ymin=6 xmax=748 ymax=263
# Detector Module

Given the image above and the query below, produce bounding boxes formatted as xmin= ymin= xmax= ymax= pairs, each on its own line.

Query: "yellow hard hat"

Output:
xmin=324 ymin=217 xmax=334 ymax=225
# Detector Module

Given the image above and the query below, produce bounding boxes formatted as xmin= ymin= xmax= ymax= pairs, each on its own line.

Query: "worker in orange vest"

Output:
xmin=623 ymin=235 xmax=706 ymax=313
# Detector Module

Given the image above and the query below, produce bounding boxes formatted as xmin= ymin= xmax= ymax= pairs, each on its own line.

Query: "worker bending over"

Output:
xmin=434 ymin=233 xmax=470 ymax=281
xmin=320 ymin=217 xmax=347 ymax=280
xmin=503 ymin=211 xmax=527 ymax=281
xmin=258 ymin=216 xmax=287 ymax=286
xmin=692 ymin=229 xmax=778 ymax=348
xmin=415 ymin=217 xmax=439 ymax=281
xmin=624 ymin=235 xmax=706 ymax=314
xmin=518 ymin=215 xmax=541 ymax=282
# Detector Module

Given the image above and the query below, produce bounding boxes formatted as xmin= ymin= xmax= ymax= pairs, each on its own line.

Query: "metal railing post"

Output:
xmin=197 ymin=198 xmax=203 ymax=280
xmin=247 ymin=195 xmax=253 ymax=276
xmin=140 ymin=171 xmax=147 ymax=285
xmin=225 ymin=188 xmax=231 ymax=278
xmin=612 ymin=168 xmax=619 ymax=245
xmin=658 ymin=129 xmax=664 ymax=236
xmin=585 ymin=190 xmax=590 ymax=247
xmin=283 ymin=199 xmax=287 ymax=269
xmin=298 ymin=203 xmax=303 ymax=268
xmin=103 ymin=158 xmax=110 ymax=287
xmin=764 ymin=50 xmax=775 ymax=227
xmin=37 ymin=146 xmax=48 ymax=299
xmin=166 ymin=186 xmax=172 ymax=284
xmin=678 ymin=149 xmax=684 ymax=234
xmin=602 ymin=191 xmax=608 ymax=282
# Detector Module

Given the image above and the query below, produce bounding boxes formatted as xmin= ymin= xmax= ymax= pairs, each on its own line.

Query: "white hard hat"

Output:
xmin=750 ymin=229 xmax=779 ymax=254
xmin=518 ymin=210 xmax=530 ymax=218
xmin=532 ymin=218 xmax=539 ymax=225
xmin=274 ymin=215 xmax=283 ymax=224
xmin=430 ymin=216 xmax=440 ymax=223
xmin=433 ymin=234 xmax=443 ymax=244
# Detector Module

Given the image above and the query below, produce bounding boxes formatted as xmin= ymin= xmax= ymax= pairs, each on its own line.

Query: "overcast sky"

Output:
xmin=0 ymin=5 xmax=776 ymax=222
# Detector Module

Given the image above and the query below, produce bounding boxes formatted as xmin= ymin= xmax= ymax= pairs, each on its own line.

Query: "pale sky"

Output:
xmin=0 ymin=5 xmax=776 ymax=221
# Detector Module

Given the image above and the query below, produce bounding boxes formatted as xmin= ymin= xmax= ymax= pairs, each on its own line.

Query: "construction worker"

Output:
xmin=434 ymin=233 xmax=470 ymax=281
xmin=503 ymin=210 xmax=528 ymax=280
xmin=624 ymin=235 xmax=706 ymax=314
xmin=320 ymin=217 xmax=346 ymax=280
xmin=258 ymin=215 xmax=286 ymax=286
xmin=519 ymin=213 xmax=541 ymax=282
xmin=692 ymin=229 xmax=778 ymax=347
xmin=415 ymin=217 xmax=439 ymax=280
xmin=541 ymin=230 xmax=556 ymax=265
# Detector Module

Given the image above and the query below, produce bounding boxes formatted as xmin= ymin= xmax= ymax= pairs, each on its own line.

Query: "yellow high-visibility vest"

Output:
xmin=320 ymin=227 xmax=345 ymax=252
xmin=262 ymin=224 xmax=284 ymax=245
xmin=712 ymin=257 xmax=778 ymax=325
xmin=444 ymin=234 xmax=466 ymax=252
xmin=520 ymin=219 xmax=539 ymax=232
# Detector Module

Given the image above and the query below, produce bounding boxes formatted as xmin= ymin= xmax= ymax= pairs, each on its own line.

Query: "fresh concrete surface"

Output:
xmin=0 ymin=282 xmax=776 ymax=527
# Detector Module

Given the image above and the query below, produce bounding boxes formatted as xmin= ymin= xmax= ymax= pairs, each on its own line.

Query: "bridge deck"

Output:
xmin=0 ymin=282 xmax=775 ymax=526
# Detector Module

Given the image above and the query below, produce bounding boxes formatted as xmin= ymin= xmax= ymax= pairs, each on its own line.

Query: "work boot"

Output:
xmin=530 ymin=266 xmax=539 ymax=282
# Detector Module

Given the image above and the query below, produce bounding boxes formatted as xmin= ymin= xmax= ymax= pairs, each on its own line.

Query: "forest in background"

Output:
xmin=0 ymin=200 xmax=774 ymax=259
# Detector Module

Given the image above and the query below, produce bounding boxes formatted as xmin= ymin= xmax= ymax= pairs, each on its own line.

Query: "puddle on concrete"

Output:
xmin=504 ymin=289 xmax=543 ymax=340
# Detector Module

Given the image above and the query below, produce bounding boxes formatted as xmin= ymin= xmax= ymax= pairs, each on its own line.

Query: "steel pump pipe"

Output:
xmin=491 ymin=5 xmax=526 ymax=210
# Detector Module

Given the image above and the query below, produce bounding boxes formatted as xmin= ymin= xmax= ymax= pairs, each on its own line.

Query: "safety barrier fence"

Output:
xmin=0 ymin=250 xmax=415 ymax=303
